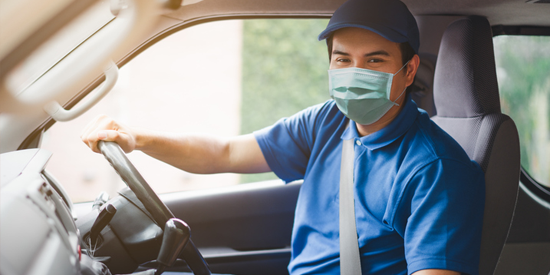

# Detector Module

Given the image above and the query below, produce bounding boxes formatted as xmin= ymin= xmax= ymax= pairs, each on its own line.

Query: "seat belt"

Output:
xmin=340 ymin=138 xmax=362 ymax=274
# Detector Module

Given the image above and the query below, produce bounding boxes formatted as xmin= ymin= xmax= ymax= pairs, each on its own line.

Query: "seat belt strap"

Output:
xmin=340 ymin=138 xmax=362 ymax=274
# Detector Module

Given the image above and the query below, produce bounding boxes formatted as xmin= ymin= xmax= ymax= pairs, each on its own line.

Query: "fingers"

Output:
xmin=97 ymin=129 xmax=120 ymax=141
xmin=97 ymin=129 xmax=136 ymax=153
xmin=80 ymin=115 xmax=103 ymax=148
xmin=81 ymin=115 xmax=136 ymax=154
xmin=81 ymin=115 xmax=107 ymax=153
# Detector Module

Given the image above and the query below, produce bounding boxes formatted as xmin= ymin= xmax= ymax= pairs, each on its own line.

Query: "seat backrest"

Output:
xmin=411 ymin=53 xmax=437 ymax=117
xmin=431 ymin=16 xmax=521 ymax=275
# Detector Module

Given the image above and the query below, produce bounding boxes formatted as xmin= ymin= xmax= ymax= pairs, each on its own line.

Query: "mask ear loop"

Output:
xmin=391 ymin=87 xmax=407 ymax=107
xmin=393 ymin=59 xmax=411 ymax=76
xmin=390 ymin=59 xmax=412 ymax=107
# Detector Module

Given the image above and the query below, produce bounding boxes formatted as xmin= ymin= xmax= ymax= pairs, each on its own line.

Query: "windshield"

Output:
xmin=5 ymin=1 xmax=114 ymax=95
xmin=41 ymin=19 xmax=330 ymax=202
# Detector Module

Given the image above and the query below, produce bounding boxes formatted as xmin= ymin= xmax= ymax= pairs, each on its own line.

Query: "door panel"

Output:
xmin=161 ymin=180 xmax=302 ymax=275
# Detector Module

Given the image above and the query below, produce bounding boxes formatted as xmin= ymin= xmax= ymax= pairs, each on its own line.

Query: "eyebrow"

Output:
xmin=332 ymin=50 xmax=391 ymax=57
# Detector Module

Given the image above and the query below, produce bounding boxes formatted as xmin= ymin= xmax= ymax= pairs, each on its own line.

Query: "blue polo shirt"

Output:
xmin=254 ymin=96 xmax=485 ymax=275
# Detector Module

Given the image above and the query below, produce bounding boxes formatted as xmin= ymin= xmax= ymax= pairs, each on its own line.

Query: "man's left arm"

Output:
xmin=401 ymin=158 xmax=485 ymax=275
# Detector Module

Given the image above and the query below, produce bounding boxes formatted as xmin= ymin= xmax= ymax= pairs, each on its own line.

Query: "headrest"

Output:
xmin=433 ymin=16 xmax=501 ymax=118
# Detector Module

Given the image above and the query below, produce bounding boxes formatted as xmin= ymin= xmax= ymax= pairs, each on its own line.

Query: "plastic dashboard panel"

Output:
xmin=0 ymin=149 xmax=80 ymax=275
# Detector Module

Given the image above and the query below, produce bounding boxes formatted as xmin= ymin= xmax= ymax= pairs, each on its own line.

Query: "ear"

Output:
xmin=405 ymin=54 xmax=420 ymax=87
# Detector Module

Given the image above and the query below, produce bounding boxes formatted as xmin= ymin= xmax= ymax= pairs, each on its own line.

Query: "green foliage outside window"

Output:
xmin=240 ymin=19 xmax=330 ymax=183
xmin=494 ymin=36 xmax=550 ymax=186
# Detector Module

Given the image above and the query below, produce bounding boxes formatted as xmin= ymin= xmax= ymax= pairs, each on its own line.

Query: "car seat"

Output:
xmin=430 ymin=16 xmax=521 ymax=275
xmin=411 ymin=53 xmax=437 ymax=117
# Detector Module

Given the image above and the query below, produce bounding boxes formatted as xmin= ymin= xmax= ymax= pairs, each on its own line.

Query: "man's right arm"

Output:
xmin=81 ymin=115 xmax=271 ymax=174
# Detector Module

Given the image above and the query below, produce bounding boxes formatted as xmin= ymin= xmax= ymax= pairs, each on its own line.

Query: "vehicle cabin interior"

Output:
xmin=1 ymin=0 xmax=549 ymax=275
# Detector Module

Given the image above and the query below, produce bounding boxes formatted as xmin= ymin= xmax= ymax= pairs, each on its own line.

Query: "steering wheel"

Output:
xmin=98 ymin=141 xmax=211 ymax=275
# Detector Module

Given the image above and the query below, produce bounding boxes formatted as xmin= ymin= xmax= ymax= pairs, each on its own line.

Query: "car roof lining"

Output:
xmin=164 ymin=0 xmax=550 ymax=27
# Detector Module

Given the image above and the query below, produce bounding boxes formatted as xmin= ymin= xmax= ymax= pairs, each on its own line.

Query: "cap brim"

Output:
xmin=318 ymin=23 xmax=409 ymax=45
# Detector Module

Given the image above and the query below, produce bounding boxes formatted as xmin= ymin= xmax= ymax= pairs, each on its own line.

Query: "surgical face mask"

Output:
xmin=328 ymin=61 xmax=409 ymax=125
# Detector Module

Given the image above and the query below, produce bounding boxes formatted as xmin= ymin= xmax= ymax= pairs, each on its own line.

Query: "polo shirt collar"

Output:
xmin=341 ymin=94 xmax=419 ymax=150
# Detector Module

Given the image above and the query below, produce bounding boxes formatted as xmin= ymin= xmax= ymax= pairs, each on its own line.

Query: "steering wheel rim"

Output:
xmin=98 ymin=141 xmax=211 ymax=275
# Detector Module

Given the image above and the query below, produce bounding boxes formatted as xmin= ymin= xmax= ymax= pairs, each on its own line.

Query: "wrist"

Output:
xmin=132 ymin=127 xmax=150 ymax=151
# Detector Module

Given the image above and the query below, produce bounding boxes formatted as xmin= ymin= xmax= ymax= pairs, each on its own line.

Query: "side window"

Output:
xmin=493 ymin=35 xmax=550 ymax=188
xmin=41 ymin=19 xmax=329 ymax=203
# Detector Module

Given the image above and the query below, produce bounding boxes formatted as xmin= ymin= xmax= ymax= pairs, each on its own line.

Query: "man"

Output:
xmin=82 ymin=0 xmax=485 ymax=274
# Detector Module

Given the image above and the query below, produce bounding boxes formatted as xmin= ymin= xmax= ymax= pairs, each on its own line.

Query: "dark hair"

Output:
xmin=326 ymin=36 xmax=416 ymax=93
xmin=399 ymin=42 xmax=416 ymax=94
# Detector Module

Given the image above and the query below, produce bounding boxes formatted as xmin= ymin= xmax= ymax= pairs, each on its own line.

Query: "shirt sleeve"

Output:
xmin=254 ymin=101 xmax=332 ymax=183
xmin=400 ymin=158 xmax=486 ymax=275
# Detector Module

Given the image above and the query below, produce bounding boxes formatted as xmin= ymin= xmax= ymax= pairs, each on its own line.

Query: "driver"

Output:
xmin=82 ymin=0 xmax=485 ymax=274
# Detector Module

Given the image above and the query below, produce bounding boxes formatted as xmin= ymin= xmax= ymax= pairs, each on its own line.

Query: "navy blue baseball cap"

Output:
xmin=318 ymin=0 xmax=420 ymax=54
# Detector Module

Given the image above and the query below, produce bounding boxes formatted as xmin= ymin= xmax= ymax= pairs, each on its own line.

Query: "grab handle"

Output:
xmin=44 ymin=61 xmax=118 ymax=122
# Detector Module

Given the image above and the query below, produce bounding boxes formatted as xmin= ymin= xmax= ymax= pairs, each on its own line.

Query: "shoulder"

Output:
xmin=276 ymin=99 xmax=344 ymax=136
xmin=391 ymin=109 xmax=485 ymax=198
xmin=252 ymin=100 xmax=344 ymax=182
xmin=405 ymin=110 xmax=475 ymax=168
xmin=396 ymin=113 xmax=486 ymax=218
xmin=292 ymin=99 xmax=340 ymax=123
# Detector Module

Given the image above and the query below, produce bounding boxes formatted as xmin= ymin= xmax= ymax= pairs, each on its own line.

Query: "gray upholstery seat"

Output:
xmin=411 ymin=53 xmax=437 ymax=117
xmin=430 ymin=16 xmax=521 ymax=275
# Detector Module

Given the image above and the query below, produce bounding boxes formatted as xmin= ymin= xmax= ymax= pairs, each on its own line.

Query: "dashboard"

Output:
xmin=0 ymin=149 xmax=165 ymax=275
xmin=0 ymin=149 xmax=80 ymax=275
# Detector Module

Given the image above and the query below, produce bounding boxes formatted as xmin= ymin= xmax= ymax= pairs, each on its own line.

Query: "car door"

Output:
xmin=45 ymin=18 xmax=330 ymax=275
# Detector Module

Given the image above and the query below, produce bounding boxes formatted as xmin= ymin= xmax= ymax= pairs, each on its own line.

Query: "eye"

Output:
xmin=368 ymin=58 xmax=384 ymax=63
xmin=335 ymin=57 xmax=350 ymax=63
